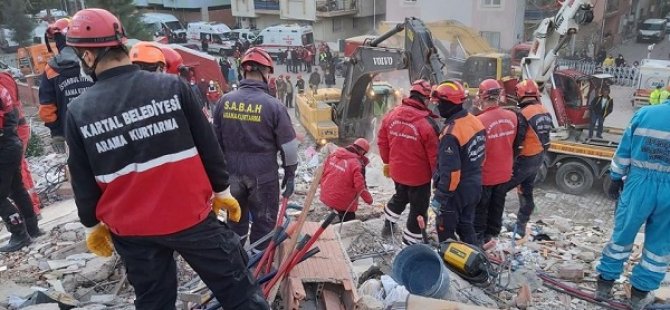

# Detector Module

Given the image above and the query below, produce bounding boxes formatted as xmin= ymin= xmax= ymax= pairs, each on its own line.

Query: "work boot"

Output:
xmin=630 ymin=286 xmax=654 ymax=310
xmin=505 ymin=222 xmax=526 ymax=239
xmin=594 ymin=276 xmax=614 ymax=301
xmin=381 ymin=220 xmax=396 ymax=238
xmin=24 ymin=216 xmax=44 ymax=238
xmin=0 ymin=218 xmax=31 ymax=253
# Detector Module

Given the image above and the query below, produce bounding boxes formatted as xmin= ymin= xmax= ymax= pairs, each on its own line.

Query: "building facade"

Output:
xmin=385 ymin=0 xmax=526 ymax=50
xmin=231 ymin=0 xmax=385 ymax=42
xmin=134 ymin=0 xmax=235 ymax=25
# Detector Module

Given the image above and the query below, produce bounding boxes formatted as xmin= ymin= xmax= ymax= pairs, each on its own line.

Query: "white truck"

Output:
xmin=0 ymin=27 xmax=18 ymax=52
xmin=632 ymin=59 xmax=670 ymax=107
xmin=142 ymin=13 xmax=187 ymax=42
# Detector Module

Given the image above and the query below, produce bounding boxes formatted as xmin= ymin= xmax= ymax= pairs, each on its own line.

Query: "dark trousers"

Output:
xmin=336 ymin=211 xmax=356 ymax=222
xmin=0 ymin=139 xmax=35 ymax=224
xmin=500 ymin=154 xmax=544 ymax=226
xmin=474 ymin=184 xmax=508 ymax=243
xmin=285 ymin=92 xmax=293 ymax=108
xmin=285 ymin=59 xmax=291 ymax=73
xmin=384 ymin=182 xmax=431 ymax=245
xmin=306 ymin=61 xmax=312 ymax=72
xmin=436 ymin=185 xmax=480 ymax=245
xmin=589 ymin=113 xmax=605 ymax=138
xmin=111 ymin=215 xmax=268 ymax=310
xmin=228 ymin=174 xmax=280 ymax=251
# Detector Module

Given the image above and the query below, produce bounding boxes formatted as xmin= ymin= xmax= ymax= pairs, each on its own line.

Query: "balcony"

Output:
xmin=254 ymin=0 xmax=280 ymax=14
xmin=524 ymin=7 xmax=559 ymax=21
xmin=316 ymin=0 xmax=357 ymax=17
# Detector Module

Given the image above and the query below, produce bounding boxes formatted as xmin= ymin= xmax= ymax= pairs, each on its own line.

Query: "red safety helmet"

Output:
xmin=158 ymin=45 xmax=183 ymax=74
xmin=297 ymin=75 xmax=302 ymax=79
xmin=515 ymin=79 xmax=540 ymax=99
xmin=478 ymin=79 xmax=503 ymax=101
xmin=410 ymin=79 xmax=432 ymax=97
xmin=240 ymin=47 xmax=274 ymax=73
xmin=353 ymin=138 xmax=370 ymax=154
xmin=66 ymin=9 xmax=127 ymax=48
xmin=48 ymin=18 xmax=71 ymax=36
xmin=431 ymin=80 xmax=467 ymax=104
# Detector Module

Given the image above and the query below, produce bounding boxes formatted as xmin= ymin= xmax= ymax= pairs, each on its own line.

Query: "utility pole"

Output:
xmin=373 ymin=0 xmax=376 ymax=31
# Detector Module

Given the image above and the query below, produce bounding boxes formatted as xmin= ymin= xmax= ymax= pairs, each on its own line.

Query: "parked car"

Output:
xmin=637 ymin=19 xmax=667 ymax=43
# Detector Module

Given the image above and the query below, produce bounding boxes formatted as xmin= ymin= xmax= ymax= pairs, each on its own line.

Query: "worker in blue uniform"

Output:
xmin=595 ymin=100 xmax=670 ymax=310
xmin=213 ymin=47 xmax=299 ymax=253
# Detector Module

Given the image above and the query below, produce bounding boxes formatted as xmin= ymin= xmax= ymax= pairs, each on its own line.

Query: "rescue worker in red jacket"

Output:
xmin=38 ymin=18 xmax=94 ymax=154
xmin=473 ymin=79 xmax=524 ymax=245
xmin=319 ymin=138 xmax=373 ymax=222
xmin=500 ymin=80 xmax=553 ymax=238
xmin=0 ymin=72 xmax=43 ymax=253
xmin=430 ymin=80 xmax=486 ymax=244
xmin=378 ymin=80 xmax=440 ymax=245
xmin=7 ymin=71 xmax=43 ymax=216
xmin=213 ymin=47 xmax=299 ymax=253
xmin=63 ymin=9 xmax=267 ymax=309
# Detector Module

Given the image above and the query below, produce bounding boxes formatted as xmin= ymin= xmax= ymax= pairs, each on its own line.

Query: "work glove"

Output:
xmin=282 ymin=164 xmax=297 ymax=198
xmin=52 ymin=136 xmax=66 ymax=154
xmin=361 ymin=190 xmax=373 ymax=205
xmin=430 ymin=198 xmax=442 ymax=216
xmin=85 ymin=224 xmax=114 ymax=257
xmin=212 ymin=188 xmax=241 ymax=222
xmin=608 ymin=179 xmax=624 ymax=200
xmin=383 ymin=164 xmax=390 ymax=178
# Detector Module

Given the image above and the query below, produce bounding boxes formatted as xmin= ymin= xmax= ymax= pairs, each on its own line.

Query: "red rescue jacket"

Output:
xmin=319 ymin=147 xmax=371 ymax=212
xmin=378 ymin=97 xmax=440 ymax=186
xmin=477 ymin=107 xmax=521 ymax=186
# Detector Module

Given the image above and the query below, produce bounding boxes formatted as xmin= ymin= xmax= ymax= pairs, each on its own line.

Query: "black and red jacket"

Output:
xmin=65 ymin=65 xmax=229 ymax=236
xmin=0 ymin=72 xmax=21 ymax=142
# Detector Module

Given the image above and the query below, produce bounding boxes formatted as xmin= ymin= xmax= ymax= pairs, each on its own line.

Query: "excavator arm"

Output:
xmin=521 ymin=0 xmax=594 ymax=128
xmin=335 ymin=17 xmax=446 ymax=139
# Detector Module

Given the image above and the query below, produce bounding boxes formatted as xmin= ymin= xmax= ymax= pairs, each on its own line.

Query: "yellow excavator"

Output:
xmin=296 ymin=17 xmax=446 ymax=144
xmin=377 ymin=20 xmax=512 ymax=93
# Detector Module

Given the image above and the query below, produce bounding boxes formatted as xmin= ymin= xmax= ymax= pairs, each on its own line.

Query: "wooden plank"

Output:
xmin=322 ymin=288 xmax=344 ymax=310
xmin=266 ymin=146 xmax=332 ymax=303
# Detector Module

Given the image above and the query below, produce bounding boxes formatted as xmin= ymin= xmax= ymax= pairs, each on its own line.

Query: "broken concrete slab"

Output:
xmin=21 ymin=303 xmax=60 ymax=310
xmin=557 ymin=263 xmax=585 ymax=282
xmin=80 ymin=256 xmax=115 ymax=283
xmin=357 ymin=295 xmax=383 ymax=310
xmin=0 ymin=281 xmax=35 ymax=305
xmin=89 ymin=294 xmax=115 ymax=304
xmin=46 ymin=259 xmax=82 ymax=271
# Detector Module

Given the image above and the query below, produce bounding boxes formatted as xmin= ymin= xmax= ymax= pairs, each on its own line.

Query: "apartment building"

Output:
xmin=231 ymin=0 xmax=385 ymax=42
xmin=134 ymin=0 xmax=235 ymax=25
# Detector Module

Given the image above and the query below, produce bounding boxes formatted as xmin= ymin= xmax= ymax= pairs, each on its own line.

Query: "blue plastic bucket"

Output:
xmin=392 ymin=244 xmax=450 ymax=298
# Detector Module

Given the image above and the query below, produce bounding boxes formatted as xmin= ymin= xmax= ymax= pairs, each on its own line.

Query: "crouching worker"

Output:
xmin=319 ymin=138 xmax=373 ymax=222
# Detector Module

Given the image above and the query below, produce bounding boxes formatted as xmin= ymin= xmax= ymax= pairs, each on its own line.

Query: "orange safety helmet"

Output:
xmin=240 ymin=47 xmax=274 ymax=73
xmin=130 ymin=42 xmax=165 ymax=65
xmin=353 ymin=138 xmax=370 ymax=154
xmin=159 ymin=46 xmax=183 ymax=75
xmin=515 ymin=79 xmax=540 ymax=99
xmin=410 ymin=79 xmax=432 ymax=97
xmin=431 ymin=80 xmax=467 ymax=104
xmin=478 ymin=79 xmax=503 ymax=101
xmin=66 ymin=9 xmax=127 ymax=48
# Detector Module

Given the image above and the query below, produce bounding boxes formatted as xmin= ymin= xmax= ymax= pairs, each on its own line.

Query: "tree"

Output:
xmin=87 ymin=0 xmax=152 ymax=40
xmin=3 ymin=0 xmax=36 ymax=47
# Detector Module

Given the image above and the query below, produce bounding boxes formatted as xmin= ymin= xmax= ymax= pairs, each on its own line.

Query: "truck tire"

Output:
xmin=555 ymin=161 xmax=594 ymax=195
